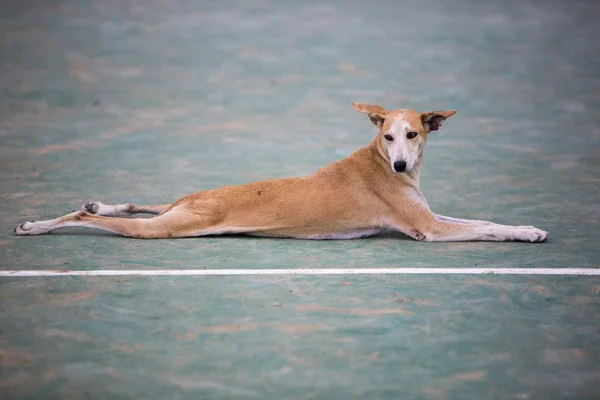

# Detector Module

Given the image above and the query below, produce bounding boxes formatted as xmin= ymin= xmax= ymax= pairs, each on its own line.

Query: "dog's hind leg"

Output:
xmin=14 ymin=207 xmax=207 ymax=238
xmin=80 ymin=201 xmax=170 ymax=217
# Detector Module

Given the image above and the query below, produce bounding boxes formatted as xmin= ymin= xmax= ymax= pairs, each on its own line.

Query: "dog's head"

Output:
xmin=352 ymin=102 xmax=456 ymax=174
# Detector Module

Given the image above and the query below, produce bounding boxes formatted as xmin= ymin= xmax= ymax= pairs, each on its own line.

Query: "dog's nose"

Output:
xmin=393 ymin=161 xmax=407 ymax=172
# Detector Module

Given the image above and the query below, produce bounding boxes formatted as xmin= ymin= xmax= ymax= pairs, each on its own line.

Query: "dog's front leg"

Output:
xmin=423 ymin=219 xmax=548 ymax=242
xmin=393 ymin=211 xmax=548 ymax=243
xmin=435 ymin=214 xmax=494 ymax=225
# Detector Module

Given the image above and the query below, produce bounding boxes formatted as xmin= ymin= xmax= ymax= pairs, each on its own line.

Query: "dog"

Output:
xmin=14 ymin=102 xmax=548 ymax=242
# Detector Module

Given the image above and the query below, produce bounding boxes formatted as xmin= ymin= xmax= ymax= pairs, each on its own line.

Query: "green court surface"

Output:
xmin=1 ymin=0 xmax=600 ymax=399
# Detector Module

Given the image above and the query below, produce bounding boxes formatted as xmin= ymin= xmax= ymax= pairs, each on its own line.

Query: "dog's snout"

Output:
xmin=393 ymin=161 xmax=407 ymax=172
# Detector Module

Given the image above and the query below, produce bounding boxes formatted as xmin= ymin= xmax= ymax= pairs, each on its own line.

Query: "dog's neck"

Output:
xmin=367 ymin=136 xmax=422 ymax=187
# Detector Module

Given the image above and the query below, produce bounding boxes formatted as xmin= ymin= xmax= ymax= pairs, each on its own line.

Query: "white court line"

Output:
xmin=0 ymin=268 xmax=598 ymax=277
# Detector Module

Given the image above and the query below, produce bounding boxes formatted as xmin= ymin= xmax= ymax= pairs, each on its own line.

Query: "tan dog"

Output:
xmin=14 ymin=102 xmax=548 ymax=242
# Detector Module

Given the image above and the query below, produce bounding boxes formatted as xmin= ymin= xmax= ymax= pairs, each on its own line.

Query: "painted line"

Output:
xmin=0 ymin=268 xmax=598 ymax=277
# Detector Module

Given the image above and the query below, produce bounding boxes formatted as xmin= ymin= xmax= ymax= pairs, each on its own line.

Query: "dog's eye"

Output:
xmin=406 ymin=131 xmax=418 ymax=139
xmin=384 ymin=133 xmax=394 ymax=141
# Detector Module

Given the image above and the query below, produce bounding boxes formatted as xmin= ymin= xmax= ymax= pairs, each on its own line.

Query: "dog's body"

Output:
xmin=14 ymin=103 xmax=548 ymax=242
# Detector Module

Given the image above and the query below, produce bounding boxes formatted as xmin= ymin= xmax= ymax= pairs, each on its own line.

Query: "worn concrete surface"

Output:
xmin=1 ymin=0 xmax=599 ymax=398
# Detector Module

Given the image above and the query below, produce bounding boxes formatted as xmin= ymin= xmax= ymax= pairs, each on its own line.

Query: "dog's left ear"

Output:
xmin=421 ymin=110 xmax=457 ymax=132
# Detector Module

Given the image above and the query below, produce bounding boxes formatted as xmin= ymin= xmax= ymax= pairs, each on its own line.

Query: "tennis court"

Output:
xmin=1 ymin=0 xmax=599 ymax=398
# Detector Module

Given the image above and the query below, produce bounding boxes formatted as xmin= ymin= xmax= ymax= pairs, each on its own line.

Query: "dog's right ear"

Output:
xmin=352 ymin=102 xmax=388 ymax=128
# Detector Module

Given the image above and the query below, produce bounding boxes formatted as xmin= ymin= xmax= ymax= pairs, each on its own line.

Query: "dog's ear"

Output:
xmin=352 ymin=102 xmax=389 ymax=128
xmin=420 ymin=110 xmax=457 ymax=132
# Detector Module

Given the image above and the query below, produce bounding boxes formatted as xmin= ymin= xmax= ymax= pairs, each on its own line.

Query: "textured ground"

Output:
xmin=1 ymin=0 xmax=599 ymax=399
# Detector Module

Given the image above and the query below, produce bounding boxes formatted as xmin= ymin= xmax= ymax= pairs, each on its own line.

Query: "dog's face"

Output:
xmin=352 ymin=102 xmax=456 ymax=174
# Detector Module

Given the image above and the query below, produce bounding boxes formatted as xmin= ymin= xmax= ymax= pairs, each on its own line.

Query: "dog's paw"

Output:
xmin=516 ymin=226 xmax=548 ymax=243
xmin=14 ymin=221 xmax=38 ymax=236
xmin=82 ymin=201 xmax=102 ymax=214
xmin=81 ymin=202 xmax=133 ymax=216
